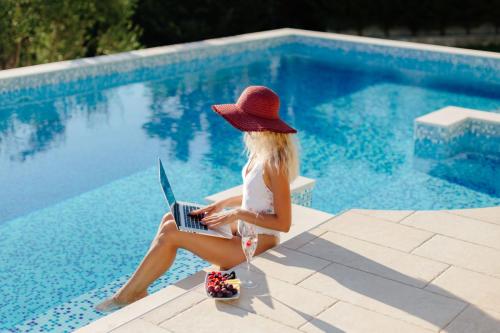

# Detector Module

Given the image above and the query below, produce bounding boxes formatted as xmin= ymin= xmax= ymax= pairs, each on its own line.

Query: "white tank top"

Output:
xmin=237 ymin=158 xmax=281 ymax=239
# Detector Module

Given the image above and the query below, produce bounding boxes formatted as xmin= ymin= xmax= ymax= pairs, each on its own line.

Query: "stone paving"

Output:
xmin=76 ymin=206 xmax=500 ymax=333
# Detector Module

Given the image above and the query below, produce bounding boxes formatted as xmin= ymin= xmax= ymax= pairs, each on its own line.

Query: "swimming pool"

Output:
xmin=1 ymin=29 xmax=499 ymax=332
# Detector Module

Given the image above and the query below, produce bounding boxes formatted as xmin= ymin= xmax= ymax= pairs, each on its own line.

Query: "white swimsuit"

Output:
xmin=237 ymin=158 xmax=281 ymax=240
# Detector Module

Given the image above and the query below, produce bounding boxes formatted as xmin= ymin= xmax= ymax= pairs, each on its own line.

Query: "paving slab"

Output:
xmin=426 ymin=266 xmax=500 ymax=311
xmin=350 ymin=209 xmax=415 ymax=223
xmin=300 ymin=301 xmax=433 ymax=333
xmin=298 ymin=262 xmax=465 ymax=331
xmin=249 ymin=246 xmax=331 ymax=284
xmin=443 ymin=305 xmax=500 ymax=333
xmin=160 ymin=299 xmax=302 ymax=333
xmin=141 ymin=291 xmax=206 ymax=325
xmin=401 ymin=211 xmax=500 ymax=250
xmin=76 ymin=206 xmax=500 ymax=333
xmin=288 ymin=204 xmax=334 ymax=227
xmin=280 ymin=205 xmax=334 ymax=244
xmin=412 ymin=234 xmax=500 ymax=278
xmin=192 ymin=267 xmax=337 ymax=328
xmin=298 ymin=231 xmax=448 ymax=288
xmin=281 ymin=228 xmax=328 ymax=250
xmin=321 ymin=211 xmax=433 ymax=252
xmin=111 ymin=319 xmax=172 ymax=333
xmin=447 ymin=207 xmax=500 ymax=225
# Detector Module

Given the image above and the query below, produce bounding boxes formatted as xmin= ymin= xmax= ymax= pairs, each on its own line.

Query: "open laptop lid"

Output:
xmin=158 ymin=158 xmax=177 ymax=210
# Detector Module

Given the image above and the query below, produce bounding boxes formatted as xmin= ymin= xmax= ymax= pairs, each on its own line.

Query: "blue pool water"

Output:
xmin=1 ymin=40 xmax=499 ymax=332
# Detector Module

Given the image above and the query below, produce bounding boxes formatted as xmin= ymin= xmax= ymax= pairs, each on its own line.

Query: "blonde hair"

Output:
xmin=243 ymin=131 xmax=299 ymax=183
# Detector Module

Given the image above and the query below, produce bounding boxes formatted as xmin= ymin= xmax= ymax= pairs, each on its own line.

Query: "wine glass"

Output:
xmin=239 ymin=221 xmax=258 ymax=289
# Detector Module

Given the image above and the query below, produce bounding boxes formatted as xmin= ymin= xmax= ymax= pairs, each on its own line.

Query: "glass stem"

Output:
xmin=246 ymin=259 xmax=250 ymax=273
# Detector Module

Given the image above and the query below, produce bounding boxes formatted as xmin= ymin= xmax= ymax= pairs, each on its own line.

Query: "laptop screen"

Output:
xmin=158 ymin=158 xmax=176 ymax=208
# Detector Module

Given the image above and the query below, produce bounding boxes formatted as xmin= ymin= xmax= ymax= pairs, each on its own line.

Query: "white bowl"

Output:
xmin=204 ymin=270 xmax=240 ymax=301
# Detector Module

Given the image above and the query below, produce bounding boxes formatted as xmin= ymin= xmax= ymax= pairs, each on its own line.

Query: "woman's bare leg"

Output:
xmin=112 ymin=215 xmax=178 ymax=303
xmin=95 ymin=214 xmax=177 ymax=310
xmin=109 ymin=213 xmax=277 ymax=305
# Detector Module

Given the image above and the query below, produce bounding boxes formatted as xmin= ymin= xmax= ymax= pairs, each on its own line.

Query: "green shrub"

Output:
xmin=0 ymin=0 xmax=141 ymax=69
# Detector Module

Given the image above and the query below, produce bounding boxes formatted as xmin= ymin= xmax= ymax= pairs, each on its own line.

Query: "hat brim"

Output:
xmin=211 ymin=104 xmax=297 ymax=134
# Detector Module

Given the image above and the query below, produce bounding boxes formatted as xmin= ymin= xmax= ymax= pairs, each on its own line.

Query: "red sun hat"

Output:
xmin=211 ymin=86 xmax=297 ymax=134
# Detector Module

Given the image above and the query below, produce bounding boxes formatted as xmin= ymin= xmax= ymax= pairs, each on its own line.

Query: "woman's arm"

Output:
xmin=220 ymin=194 xmax=242 ymax=208
xmin=201 ymin=163 xmax=292 ymax=233
xmin=189 ymin=194 xmax=242 ymax=217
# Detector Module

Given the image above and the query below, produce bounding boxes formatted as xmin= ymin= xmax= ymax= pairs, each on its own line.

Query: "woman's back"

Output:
xmin=239 ymin=159 xmax=280 ymax=238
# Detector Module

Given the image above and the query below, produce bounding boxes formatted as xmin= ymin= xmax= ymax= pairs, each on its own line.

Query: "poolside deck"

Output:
xmin=76 ymin=206 xmax=500 ymax=333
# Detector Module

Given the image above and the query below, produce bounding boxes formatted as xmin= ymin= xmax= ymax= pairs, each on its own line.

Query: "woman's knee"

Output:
xmin=161 ymin=212 xmax=173 ymax=224
xmin=156 ymin=220 xmax=177 ymax=246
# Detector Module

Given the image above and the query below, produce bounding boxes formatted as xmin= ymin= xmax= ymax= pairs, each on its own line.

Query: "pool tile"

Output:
xmin=75 ymin=285 xmax=187 ymax=333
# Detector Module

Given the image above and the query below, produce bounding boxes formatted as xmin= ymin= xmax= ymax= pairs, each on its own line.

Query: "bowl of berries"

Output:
xmin=205 ymin=270 xmax=240 ymax=300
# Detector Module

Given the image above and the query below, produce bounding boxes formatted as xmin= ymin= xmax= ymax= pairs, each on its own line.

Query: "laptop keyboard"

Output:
xmin=182 ymin=205 xmax=208 ymax=231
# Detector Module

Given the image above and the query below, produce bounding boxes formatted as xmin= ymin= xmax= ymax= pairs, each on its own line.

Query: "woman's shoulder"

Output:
xmin=262 ymin=160 xmax=288 ymax=182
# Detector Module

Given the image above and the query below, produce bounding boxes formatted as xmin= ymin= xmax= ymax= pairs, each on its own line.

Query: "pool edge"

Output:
xmin=74 ymin=205 xmax=500 ymax=333
xmin=1 ymin=27 xmax=499 ymax=85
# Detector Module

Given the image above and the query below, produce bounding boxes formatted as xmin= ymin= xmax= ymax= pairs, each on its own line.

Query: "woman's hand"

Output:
xmin=189 ymin=201 xmax=224 ymax=218
xmin=200 ymin=208 xmax=240 ymax=229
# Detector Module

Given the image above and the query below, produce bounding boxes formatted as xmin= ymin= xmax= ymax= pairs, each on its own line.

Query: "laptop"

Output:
xmin=158 ymin=158 xmax=233 ymax=239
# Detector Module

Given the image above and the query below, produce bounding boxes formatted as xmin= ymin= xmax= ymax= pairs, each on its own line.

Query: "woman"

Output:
xmin=96 ymin=85 xmax=299 ymax=310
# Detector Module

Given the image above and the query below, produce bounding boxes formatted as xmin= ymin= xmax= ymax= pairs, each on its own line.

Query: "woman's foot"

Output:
xmin=94 ymin=296 xmax=125 ymax=313
xmin=95 ymin=290 xmax=148 ymax=313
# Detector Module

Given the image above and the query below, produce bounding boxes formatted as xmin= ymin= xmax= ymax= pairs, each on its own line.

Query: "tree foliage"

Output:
xmin=0 ymin=0 xmax=141 ymax=69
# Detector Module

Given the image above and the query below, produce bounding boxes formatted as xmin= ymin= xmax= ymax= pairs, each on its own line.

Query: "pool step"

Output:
xmin=414 ymin=106 xmax=500 ymax=159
